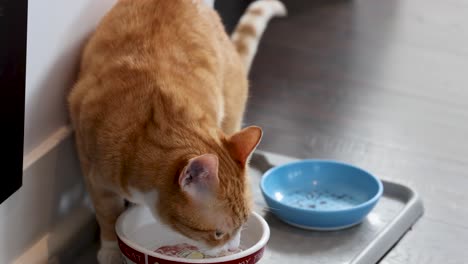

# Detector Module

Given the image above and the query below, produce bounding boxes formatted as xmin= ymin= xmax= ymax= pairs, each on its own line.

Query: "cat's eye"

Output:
xmin=214 ymin=230 xmax=225 ymax=239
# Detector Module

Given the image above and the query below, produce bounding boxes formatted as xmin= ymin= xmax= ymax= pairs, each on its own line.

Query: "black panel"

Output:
xmin=0 ymin=0 xmax=28 ymax=204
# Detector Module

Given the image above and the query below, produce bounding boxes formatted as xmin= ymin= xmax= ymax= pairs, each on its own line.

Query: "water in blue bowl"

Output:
xmin=282 ymin=189 xmax=362 ymax=210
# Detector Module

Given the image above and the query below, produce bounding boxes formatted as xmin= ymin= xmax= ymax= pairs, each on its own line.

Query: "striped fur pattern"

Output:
xmin=68 ymin=0 xmax=285 ymax=263
xmin=231 ymin=0 xmax=287 ymax=71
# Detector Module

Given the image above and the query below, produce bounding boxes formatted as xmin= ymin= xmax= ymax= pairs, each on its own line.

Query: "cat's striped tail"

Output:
xmin=231 ymin=0 xmax=287 ymax=72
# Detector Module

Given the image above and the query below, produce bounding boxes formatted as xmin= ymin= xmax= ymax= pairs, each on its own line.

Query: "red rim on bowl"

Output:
xmin=115 ymin=206 xmax=270 ymax=264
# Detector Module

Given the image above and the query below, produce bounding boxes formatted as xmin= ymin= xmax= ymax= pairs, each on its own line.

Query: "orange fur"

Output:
xmin=68 ymin=0 xmax=284 ymax=261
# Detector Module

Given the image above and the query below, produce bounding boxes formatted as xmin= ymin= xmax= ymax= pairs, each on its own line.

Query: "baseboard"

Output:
xmin=13 ymin=206 xmax=97 ymax=264
xmin=23 ymin=125 xmax=73 ymax=171
xmin=11 ymin=124 xmax=99 ymax=264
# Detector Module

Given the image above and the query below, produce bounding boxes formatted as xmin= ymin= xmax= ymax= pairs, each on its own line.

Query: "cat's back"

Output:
xmin=68 ymin=0 xmax=238 ymax=165
xmin=69 ymin=0 xmax=231 ymax=129
xmin=80 ymin=0 xmax=225 ymax=76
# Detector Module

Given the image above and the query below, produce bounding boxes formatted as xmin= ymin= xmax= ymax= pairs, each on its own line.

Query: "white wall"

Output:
xmin=23 ymin=0 xmax=118 ymax=154
xmin=0 ymin=0 xmax=117 ymax=263
xmin=0 ymin=0 xmax=215 ymax=263
xmin=23 ymin=0 xmax=215 ymax=155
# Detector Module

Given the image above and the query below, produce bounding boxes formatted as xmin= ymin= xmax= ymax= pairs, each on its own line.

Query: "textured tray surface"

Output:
xmin=250 ymin=152 xmax=422 ymax=264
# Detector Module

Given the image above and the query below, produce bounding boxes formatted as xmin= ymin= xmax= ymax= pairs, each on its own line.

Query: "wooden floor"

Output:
xmin=244 ymin=0 xmax=468 ymax=263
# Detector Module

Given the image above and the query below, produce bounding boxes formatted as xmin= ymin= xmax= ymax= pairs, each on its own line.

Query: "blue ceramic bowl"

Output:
xmin=260 ymin=160 xmax=383 ymax=230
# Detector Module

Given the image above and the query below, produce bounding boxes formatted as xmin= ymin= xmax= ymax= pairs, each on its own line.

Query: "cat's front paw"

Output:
xmin=98 ymin=241 xmax=122 ymax=264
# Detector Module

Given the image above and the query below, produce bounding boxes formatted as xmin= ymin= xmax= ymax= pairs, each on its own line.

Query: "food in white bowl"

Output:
xmin=154 ymin=243 xmax=243 ymax=259
xmin=115 ymin=205 xmax=270 ymax=264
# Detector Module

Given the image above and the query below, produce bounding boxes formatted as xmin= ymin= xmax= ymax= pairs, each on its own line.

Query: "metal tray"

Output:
xmin=249 ymin=151 xmax=424 ymax=264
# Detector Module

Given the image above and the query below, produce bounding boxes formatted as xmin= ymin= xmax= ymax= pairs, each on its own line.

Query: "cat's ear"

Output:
xmin=179 ymin=154 xmax=219 ymax=197
xmin=226 ymin=126 xmax=263 ymax=167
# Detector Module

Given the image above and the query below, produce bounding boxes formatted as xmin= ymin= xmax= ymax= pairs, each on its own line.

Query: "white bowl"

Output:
xmin=115 ymin=205 xmax=270 ymax=264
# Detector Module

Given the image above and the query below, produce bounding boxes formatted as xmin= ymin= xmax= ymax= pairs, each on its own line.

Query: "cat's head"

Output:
xmin=161 ymin=126 xmax=262 ymax=255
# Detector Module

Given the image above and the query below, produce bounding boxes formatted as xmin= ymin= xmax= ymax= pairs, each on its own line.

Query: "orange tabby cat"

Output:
xmin=68 ymin=0 xmax=286 ymax=263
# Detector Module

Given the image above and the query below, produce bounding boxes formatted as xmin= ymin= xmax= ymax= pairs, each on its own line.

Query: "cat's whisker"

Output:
xmin=259 ymin=206 xmax=281 ymax=213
